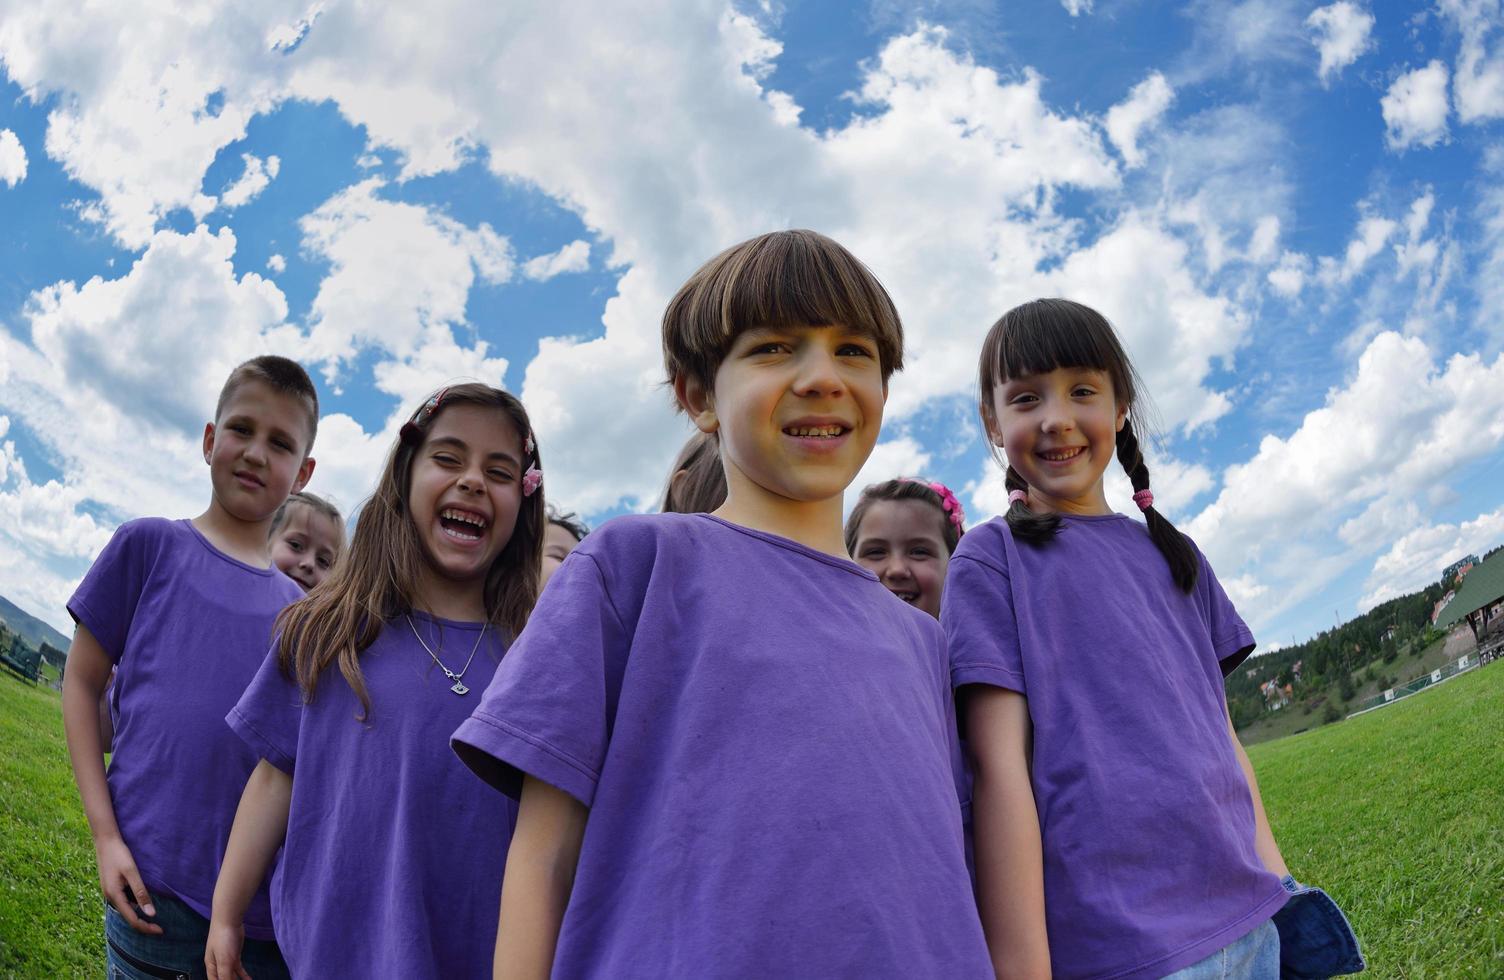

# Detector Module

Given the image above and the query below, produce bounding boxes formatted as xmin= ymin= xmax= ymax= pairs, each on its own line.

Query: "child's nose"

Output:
xmin=792 ymin=348 xmax=844 ymax=398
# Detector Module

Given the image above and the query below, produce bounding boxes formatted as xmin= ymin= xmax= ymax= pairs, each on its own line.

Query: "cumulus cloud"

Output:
xmin=850 ymin=436 xmax=934 ymax=512
xmin=522 ymin=240 xmax=591 ymax=281
xmin=298 ymin=178 xmax=514 ymax=374
xmin=1359 ymin=505 xmax=1504 ymax=610
xmin=0 ymin=128 xmax=26 ymax=186
xmin=1105 ymin=72 xmax=1174 ymax=168
xmin=1305 ymin=2 xmax=1375 ymax=84
xmin=1317 ymin=213 xmax=1398 ymax=286
xmin=1186 ymin=332 xmax=1504 ymax=624
xmin=1381 ymin=61 xmax=1450 ymax=150
xmin=1439 ymin=0 xmax=1504 ymax=123
xmin=1268 ymin=250 xmax=1309 ymax=297
xmin=266 ymin=253 xmax=286 ymax=273
xmin=220 ymin=152 xmax=280 ymax=209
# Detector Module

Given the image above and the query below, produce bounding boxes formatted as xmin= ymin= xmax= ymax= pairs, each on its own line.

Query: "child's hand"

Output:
xmin=205 ymin=918 xmax=251 ymax=980
xmin=94 ymin=835 xmax=163 ymax=935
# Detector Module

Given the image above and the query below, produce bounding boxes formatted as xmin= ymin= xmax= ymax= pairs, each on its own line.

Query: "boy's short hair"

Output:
xmin=215 ymin=355 xmax=320 ymax=449
xmin=662 ymin=229 xmax=904 ymax=399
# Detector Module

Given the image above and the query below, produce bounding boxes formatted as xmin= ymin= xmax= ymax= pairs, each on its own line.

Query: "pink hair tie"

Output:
xmin=1008 ymin=489 xmax=1028 ymax=506
xmin=1132 ymin=489 xmax=1154 ymax=512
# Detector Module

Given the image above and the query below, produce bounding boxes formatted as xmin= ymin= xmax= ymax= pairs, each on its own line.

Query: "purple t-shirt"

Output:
xmin=228 ymin=613 xmax=515 ymax=979
xmin=943 ymin=514 xmax=1288 ymax=980
xmin=67 ymin=518 xmax=302 ymax=938
xmin=451 ymin=513 xmax=992 ymax=979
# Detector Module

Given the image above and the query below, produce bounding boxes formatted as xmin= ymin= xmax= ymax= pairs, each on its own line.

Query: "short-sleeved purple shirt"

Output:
xmin=228 ymin=613 xmax=516 ymax=980
xmin=943 ymin=514 xmax=1288 ymax=980
xmin=67 ymin=518 xmax=302 ymax=938
xmin=452 ymin=513 xmax=992 ymax=978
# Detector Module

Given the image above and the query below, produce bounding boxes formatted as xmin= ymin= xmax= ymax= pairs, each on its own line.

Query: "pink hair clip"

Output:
xmin=400 ymin=387 xmax=449 ymax=443
xmin=899 ymin=477 xmax=966 ymax=530
xmin=524 ymin=431 xmax=535 ymax=456
xmin=522 ymin=466 xmax=543 ymax=497
xmin=1132 ymin=489 xmax=1154 ymax=512
xmin=1008 ymin=489 xmax=1028 ymax=506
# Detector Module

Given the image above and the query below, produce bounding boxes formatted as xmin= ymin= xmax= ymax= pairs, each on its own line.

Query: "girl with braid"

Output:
xmin=944 ymin=299 xmax=1362 ymax=980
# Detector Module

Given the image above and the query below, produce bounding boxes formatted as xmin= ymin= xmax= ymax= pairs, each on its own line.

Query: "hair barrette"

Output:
xmin=522 ymin=466 xmax=543 ymax=497
xmin=399 ymin=387 xmax=450 ymax=443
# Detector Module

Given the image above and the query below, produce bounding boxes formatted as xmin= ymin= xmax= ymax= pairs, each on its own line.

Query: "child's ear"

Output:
xmin=293 ymin=457 xmax=316 ymax=495
xmin=673 ymin=375 xmax=719 ymax=435
xmin=1116 ymin=404 xmax=1127 ymax=432
xmin=201 ymin=422 xmax=216 ymax=464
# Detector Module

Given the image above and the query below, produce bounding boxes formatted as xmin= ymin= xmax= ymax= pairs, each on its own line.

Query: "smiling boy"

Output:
xmin=62 ymin=355 xmax=317 ymax=979
xmin=452 ymin=230 xmax=991 ymax=978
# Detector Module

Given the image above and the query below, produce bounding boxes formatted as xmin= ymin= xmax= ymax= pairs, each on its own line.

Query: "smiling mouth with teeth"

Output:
xmin=1039 ymin=447 xmax=1085 ymax=461
xmin=783 ymin=424 xmax=847 ymax=437
xmin=439 ymin=507 xmax=489 ymax=540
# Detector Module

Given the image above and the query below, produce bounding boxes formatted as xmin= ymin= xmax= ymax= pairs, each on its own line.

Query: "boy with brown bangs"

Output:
xmin=453 ymin=230 xmax=991 ymax=978
xmin=63 ymin=355 xmax=318 ymax=979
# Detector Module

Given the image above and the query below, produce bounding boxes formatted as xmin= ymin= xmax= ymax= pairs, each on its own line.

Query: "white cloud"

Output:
xmin=1061 ymin=0 xmax=1093 ymax=16
xmin=850 ymin=436 xmax=934 ymax=513
xmin=1186 ymin=332 xmax=1504 ymax=624
xmin=1316 ymin=213 xmax=1398 ymax=286
xmin=1104 ymin=72 xmax=1174 ymax=168
xmin=220 ymin=152 xmax=280 ymax=209
xmin=1359 ymin=505 xmax=1504 ymax=610
xmin=1439 ymin=0 xmax=1504 ymax=124
xmin=0 ymin=128 xmax=26 ymax=186
xmin=1305 ymin=2 xmax=1375 ymax=84
xmin=298 ymin=178 xmax=514 ymax=374
xmin=266 ymin=253 xmax=286 ymax=273
xmin=521 ymin=240 xmax=591 ymax=281
xmin=1268 ymin=250 xmax=1309 ymax=297
xmin=1381 ymin=61 xmax=1450 ymax=150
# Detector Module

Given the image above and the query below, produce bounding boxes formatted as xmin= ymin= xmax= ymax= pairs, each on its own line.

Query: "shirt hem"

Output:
xmin=951 ymin=662 xmax=1026 ymax=694
xmin=1088 ymin=882 xmax=1290 ymax=980
xmin=138 ymin=872 xmax=277 ymax=943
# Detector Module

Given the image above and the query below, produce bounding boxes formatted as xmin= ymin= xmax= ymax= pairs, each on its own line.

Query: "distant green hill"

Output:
xmin=0 ymin=594 xmax=70 ymax=660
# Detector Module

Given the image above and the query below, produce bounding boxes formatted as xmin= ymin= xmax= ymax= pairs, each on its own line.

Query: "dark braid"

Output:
xmin=1002 ymin=465 xmax=1061 ymax=543
xmin=1115 ymin=418 xmax=1198 ymax=593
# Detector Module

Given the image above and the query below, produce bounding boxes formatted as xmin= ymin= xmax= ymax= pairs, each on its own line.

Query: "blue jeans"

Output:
xmin=1270 ymin=875 xmax=1366 ymax=979
xmin=1163 ymin=918 xmax=1280 ymax=979
xmin=103 ymin=892 xmax=289 ymax=980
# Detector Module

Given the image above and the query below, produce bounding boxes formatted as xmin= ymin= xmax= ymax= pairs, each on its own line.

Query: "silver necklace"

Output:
xmin=406 ymin=615 xmax=488 ymax=695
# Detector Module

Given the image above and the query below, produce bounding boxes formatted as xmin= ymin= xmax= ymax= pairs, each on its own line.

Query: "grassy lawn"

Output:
xmin=2 ymin=663 xmax=1500 ymax=977
xmin=0 ymin=674 xmax=104 ymax=976
xmin=1250 ymin=664 xmax=1504 ymax=978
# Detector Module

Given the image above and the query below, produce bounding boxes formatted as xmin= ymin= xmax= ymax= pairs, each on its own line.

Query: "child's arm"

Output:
xmin=206 ymin=760 xmax=293 ymax=980
xmin=60 ymin=624 xmax=161 ymax=936
xmin=966 ymin=687 xmax=1051 ymax=980
xmin=1225 ymin=709 xmax=1289 ymax=877
xmin=494 ymin=775 xmax=589 ymax=980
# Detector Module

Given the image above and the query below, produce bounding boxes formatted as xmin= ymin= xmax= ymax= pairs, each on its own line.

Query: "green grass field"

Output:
xmin=1249 ymin=664 xmax=1504 ymax=977
xmin=1 ymin=665 xmax=1501 ymax=978
xmin=0 ymin=675 xmax=105 ymax=977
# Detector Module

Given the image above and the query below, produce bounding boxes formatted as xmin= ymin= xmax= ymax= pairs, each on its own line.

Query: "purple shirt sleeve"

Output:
xmin=67 ymin=520 xmax=153 ymax=663
xmin=1197 ymin=551 xmax=1257 ymax=676
xmin=227 ymin=646 xmax=302 ymax=775
xmin=452 ymin=552 xmax=626 ymax=806
xmin=942 ymin=549 xmax=1027 ymax=695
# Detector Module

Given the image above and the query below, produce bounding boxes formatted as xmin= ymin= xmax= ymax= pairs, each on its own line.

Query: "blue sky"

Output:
xmin=1 ymin=0 xmax=1502 ymax=651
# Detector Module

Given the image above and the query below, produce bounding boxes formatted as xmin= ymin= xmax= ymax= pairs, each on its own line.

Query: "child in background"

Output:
xmin=845 ymin=477 xmax=965 ymax=619
xmin=946 ymin=298 xmax=1362 ymax=979
xmin=453 ymin=229 xmax=991 ymax=978
xmin=206 ymin=384 xmax=544 ymax=980
xmin=541 ymin=506 xmax=589 ymax=587
xmin=62 ymin=355 xmax=319 ymax=980
xmin=268 ymin=491 xmax=346 ymax=592
xmin=659 ymin=429 xmax=727 ymax=513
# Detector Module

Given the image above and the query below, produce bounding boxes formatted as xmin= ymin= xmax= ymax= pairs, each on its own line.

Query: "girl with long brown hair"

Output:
xmin=205 ymin=384 xmax=545 ymax=980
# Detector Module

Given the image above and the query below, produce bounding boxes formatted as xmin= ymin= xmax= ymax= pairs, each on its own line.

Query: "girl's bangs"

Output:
xmin=993 ymin=308 xmax=1120 ymax=383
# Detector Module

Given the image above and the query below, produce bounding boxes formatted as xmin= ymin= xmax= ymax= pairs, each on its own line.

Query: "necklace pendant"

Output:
xmin=450 ymin=679 xmax=470 ymax=696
